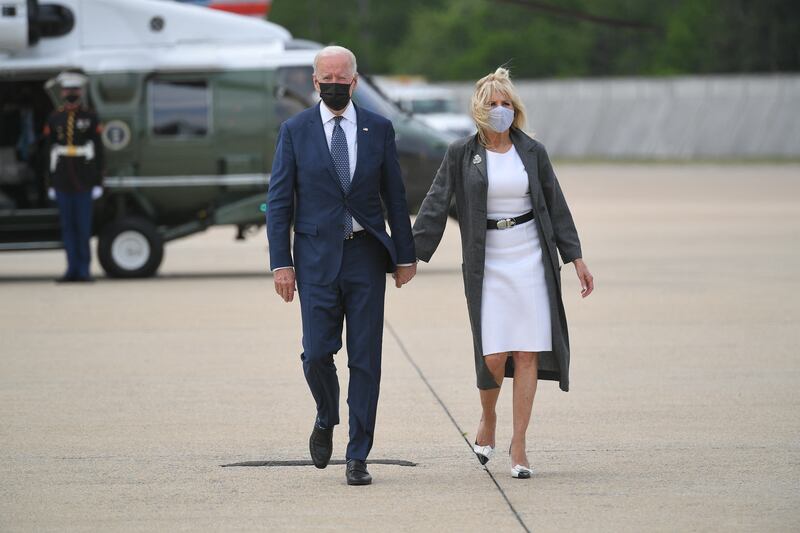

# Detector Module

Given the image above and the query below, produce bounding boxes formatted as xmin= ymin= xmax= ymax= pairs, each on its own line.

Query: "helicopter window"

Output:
xmin=275 ymin=66 xmax=315 ymax=107
xmin=274 ymin=66 xmax=315 ymax=125
xmin=148 ymin=79 xmax=210 ymax=137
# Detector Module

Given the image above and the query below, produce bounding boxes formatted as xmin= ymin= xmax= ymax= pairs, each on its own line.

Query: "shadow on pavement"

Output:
xmin=221 ymin=459 xmax=417 ymax=468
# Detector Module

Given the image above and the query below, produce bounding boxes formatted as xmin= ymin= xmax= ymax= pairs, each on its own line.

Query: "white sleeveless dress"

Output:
xmin=481 ymin=146 xmax=552 ymax=355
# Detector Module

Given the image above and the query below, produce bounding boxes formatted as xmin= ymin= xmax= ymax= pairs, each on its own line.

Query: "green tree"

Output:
xmin=651 ymin=0 xmax=800 ymax=74
xmin=268 ymin=0 xmax=800 ymax=79
xmin=269 ymin=0 xmax=446 ymax=73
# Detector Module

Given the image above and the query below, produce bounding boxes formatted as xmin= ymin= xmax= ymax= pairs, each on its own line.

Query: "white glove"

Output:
xmin=47 ymin=188 xmax=56 ymax=201
xmin=91 ymin=186 xmax=103 ymax=200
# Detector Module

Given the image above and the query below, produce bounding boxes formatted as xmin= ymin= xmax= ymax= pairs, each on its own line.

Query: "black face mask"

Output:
xmin=64 ymin=94 xmax=80 ymax=104
xmin=318 ymin=82 xmax=352 ymax=111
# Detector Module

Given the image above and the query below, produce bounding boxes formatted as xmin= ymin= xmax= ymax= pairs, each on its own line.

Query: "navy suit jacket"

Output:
xmin=267 ymin=103 xmax=416 ymax=285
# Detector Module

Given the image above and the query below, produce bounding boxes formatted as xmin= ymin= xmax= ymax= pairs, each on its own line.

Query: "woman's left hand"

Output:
xmin=573 ymin=258 xmax=594 ymax=298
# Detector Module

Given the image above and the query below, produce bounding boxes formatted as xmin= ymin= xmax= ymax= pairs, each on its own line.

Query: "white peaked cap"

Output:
xmin=56 ymin=71 xmax=88 ymax=89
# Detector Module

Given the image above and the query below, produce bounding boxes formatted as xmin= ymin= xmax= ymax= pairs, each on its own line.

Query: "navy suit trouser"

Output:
xmin=56 ymin=190 xmax=93 ymax=279
xmin=297 ymin=234 xmax=387 ymax=461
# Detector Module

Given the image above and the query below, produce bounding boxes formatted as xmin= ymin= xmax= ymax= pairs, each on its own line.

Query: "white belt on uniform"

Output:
xmin=50 ymin=141 xmax=95 ymax=172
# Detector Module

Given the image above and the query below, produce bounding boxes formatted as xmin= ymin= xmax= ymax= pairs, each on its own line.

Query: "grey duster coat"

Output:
xmin=412 ymin=129 xmax=582 ymax=392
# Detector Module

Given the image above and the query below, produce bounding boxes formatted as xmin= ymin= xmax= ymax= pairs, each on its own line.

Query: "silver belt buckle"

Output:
xmin=496 ymin=217 xmax=515 ymax=230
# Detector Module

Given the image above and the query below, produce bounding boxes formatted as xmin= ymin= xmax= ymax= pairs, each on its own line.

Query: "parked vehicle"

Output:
xmin=376 ymin=78 xmax=475 ymax=140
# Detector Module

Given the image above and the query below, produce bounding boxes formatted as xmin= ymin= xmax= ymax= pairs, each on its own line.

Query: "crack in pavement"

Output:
xmin=385 ymin=320 xmax=530 ymax=533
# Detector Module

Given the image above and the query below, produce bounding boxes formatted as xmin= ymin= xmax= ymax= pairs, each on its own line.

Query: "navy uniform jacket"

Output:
xmin=44 ymin=106 xmax=105 ymax=192
xmin=267 ymin=103 xmax=415 ymax=285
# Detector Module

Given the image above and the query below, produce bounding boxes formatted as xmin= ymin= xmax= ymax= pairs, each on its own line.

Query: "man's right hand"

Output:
xmin=274 ymin=267 xmax=296 ymax=302
xmin=47 ymin=188 xmax=56 ymax=201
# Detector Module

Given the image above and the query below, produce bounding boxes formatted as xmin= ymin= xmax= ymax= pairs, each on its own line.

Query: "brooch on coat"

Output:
xmin=472 ymin=154 xmax=482 ymax=165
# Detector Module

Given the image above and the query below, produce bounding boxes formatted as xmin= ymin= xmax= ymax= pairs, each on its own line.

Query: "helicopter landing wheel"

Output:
xmin=98 ymin=216 xmax=164 ymax=278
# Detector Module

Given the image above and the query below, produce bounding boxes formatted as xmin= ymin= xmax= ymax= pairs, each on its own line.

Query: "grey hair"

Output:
xmin=313 ymin=46 xmax=358 ymax=77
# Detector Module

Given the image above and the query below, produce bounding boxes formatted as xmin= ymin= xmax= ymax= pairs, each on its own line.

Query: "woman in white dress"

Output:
xmin=413 ymin=68 xmax=594 ymax=478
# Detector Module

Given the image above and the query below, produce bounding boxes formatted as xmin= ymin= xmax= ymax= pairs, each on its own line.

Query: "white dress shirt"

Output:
xmin=320 ymin=101 xmax=364 ymax=232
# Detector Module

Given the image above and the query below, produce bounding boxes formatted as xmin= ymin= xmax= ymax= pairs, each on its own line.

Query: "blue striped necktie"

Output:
xmin=331 ymin=116 xmax=353 ymax=237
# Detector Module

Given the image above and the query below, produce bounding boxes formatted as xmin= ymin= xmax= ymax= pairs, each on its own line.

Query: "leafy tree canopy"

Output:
xmin=270 ymin=0 xmax=800 ymax=79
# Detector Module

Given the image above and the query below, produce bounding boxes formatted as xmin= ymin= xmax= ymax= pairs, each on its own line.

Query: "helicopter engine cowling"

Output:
xmin=0 ymin=1 xmax=30 ymax=52
xmin=1 ymin=0 xmax=74 ymax=53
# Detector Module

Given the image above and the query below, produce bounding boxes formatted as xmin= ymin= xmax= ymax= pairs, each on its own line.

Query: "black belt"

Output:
xmin=487 ymin=211 xmax=534 ymax=230
xmin=344 ymin=230 xmax=367 ymax=240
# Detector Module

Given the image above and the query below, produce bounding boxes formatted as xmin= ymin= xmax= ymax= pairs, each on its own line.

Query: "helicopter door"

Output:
xmin=138 ymin=76 xmax=216 ymax=180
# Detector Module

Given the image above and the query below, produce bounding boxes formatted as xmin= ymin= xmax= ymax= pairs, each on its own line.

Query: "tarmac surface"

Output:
xmin=1 ymin=164 xmax=799 ymax=532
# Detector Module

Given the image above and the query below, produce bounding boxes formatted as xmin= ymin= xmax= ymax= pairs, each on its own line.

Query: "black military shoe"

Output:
xmin=309 ymin=425 xmax=333 ymax=469
xmin=346 ymin=459 xmax=372 ymax=486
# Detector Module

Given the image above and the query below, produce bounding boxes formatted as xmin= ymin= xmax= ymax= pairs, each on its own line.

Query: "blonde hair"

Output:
xmin=470 ymin=67 xmax=527 ymax=146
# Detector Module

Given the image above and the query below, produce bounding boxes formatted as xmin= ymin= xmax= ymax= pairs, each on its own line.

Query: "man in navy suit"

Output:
xmin=267 ymin=46 xmax=417 ymax=485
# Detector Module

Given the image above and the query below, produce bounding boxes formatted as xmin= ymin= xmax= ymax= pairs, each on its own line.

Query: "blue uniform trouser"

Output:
xmin=56 ymin=190 xmax=93 ymax=278
xmin=297 ymin=234 xmax=388 ymax=461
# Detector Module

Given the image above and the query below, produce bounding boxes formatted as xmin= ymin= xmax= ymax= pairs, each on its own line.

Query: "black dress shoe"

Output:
xmin=75 ymin=276 xmax=95 ymax=283
xmin=346 ymin=459 xmax=372 ymax=486
xmin=55 ymin=274 xmax=77 ymax=283
xmin=309 ymin=425 xmax=333 ymax=469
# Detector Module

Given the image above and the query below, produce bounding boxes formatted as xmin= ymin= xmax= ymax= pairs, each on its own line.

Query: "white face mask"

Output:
xmin=487 ymin=105 xmax=514 ymax=133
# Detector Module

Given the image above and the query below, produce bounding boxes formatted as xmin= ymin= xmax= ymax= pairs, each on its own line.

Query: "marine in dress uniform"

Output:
xmin=44 ymin=72 xmax=105 ymax=282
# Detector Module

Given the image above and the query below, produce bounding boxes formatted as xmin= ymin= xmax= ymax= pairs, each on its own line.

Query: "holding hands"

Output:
xmin=273 ymin=262 xmax=417 ymax=302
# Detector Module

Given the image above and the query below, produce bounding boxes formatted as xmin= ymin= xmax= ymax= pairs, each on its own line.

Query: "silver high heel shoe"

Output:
xmin=511 ymin=464 xmax=533 ymax=479
xmin=509 ymin=444 xmax=533 ymax=478
xmin=473 ymin=442 xmax=495 ymax=465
